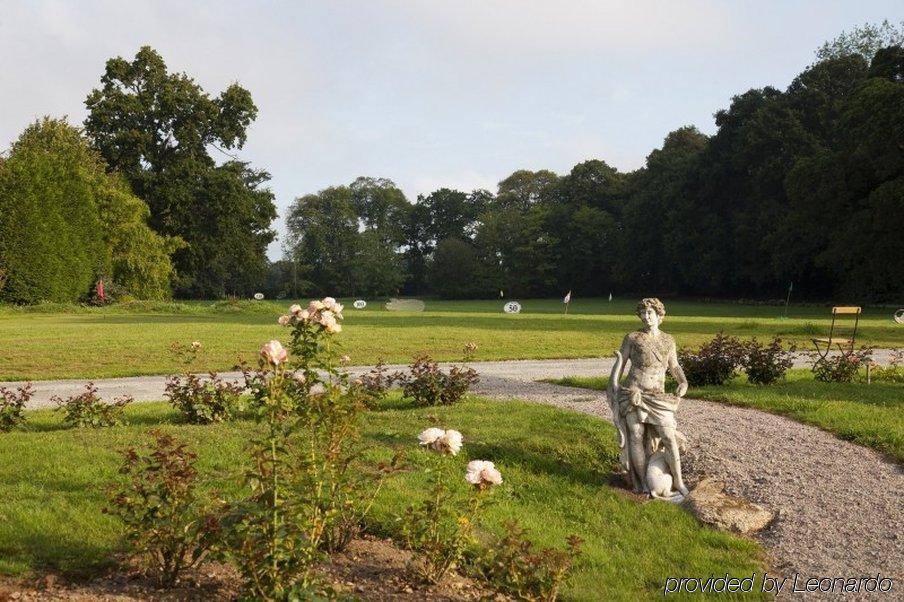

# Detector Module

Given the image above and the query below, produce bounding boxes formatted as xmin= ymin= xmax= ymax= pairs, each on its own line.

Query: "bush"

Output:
xmin=165 ymin=340 xmax=244 ymax=424
xmin=813 ymin=348 xmax=874 ymax=383
xmin=105 ymin=430 xmax=220 ymax=586
xmin=0 ymin=382 xmax=33 ymax=432
xmin=223 ymin=298 xmax=391 ymax=598
xmin=476 ymin=520 xmax=583 ymax=602
xmin=402 ymin=428 xmax=501 ymax=584
xmin=396 ymin=345 xmax=479 ymax=406
xmin=53 ymin=383 xmax=132 ymax=427
xmin=743 ymin=337 xmax=795 ymax=385
xmin=0 ymin=118 xmax=174 ymax=304
xmin=871 ymin=349 xmax=904 ymax=383
xmin=678 ymin=333 xmax=745 ymax=386
xmin=349 ymin=359 xmax=394 ymax=407
xmin=165 ymin=373 xmax=244 ymax=424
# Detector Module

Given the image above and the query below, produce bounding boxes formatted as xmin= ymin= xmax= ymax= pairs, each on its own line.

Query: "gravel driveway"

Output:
xmin=473 ymin=373 xmax=903 ymax=593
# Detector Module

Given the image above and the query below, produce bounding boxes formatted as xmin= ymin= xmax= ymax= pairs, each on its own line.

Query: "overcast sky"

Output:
xmin=2 ymin=1 xmax=902 ymax=259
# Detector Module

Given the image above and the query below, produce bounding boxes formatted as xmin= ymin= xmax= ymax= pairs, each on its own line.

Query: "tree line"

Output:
xmin=1 ymin=23 xmax=902 ymax=304
xmin=282 ymin=23 xmax=904 ymax=303
xmin=0 ymin=46 xmax=276 ymax=303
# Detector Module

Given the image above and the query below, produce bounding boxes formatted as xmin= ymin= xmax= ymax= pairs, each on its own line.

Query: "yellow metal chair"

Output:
xmin=812 ymin=306 xmax=861 ymax=366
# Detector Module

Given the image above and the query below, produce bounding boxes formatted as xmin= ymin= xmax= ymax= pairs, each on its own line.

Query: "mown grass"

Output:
xmin=547 ymin=370 xmax=904 ymax=463
xmin=1 ymin=298 xmax=902 ymax=381
xmin=0 ymin=395 xmax=767 ymax=600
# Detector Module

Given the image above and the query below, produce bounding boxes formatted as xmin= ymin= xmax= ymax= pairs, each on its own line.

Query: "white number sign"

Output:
xmin=504 ymin=301 xmax=522 ymax=314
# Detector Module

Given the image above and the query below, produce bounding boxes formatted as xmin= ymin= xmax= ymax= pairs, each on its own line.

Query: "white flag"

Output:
xmin=563 ymin=290 xmax=572 ymax=304
xmin=608 ymin=292 xmax=613 ymax=301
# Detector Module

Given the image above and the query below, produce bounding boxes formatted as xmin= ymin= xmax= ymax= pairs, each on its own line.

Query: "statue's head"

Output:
xmin=636 ymin=297 xmax=666 ymax=329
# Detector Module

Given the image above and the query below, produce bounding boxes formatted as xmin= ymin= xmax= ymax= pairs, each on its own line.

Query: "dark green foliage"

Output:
xmin=0 ymin=118 xmax=175 ymax=304
xmin=53 ymin=383 xmax=133 ymax=427
xmin=0 ymin=119 xmax=107 ymax=303
xmin=476 ymin=521 xmax=583 ymax=602
xmin=104 ymin=431 xmax=219 ymax=586
xmin=743 ymin=337 xmax=795 ymax=385
xmin=84 ymin=46 xmax=276 ymax=298
xmin=679 ymin=334 xmax=746 ymax=386
xmin=430 ymin=238 xmax=489 ymax=298
xmin=0 ymin=383 xmax=33 ymax=432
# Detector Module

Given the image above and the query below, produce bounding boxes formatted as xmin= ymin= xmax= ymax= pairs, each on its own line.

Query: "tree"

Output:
xmin=429 ymin=238 xmax=488 ymax=299
xmin=0 ymin=118 xmax=175 ymax=303
xmin=84 ymin=46 xmax=276 ymax=297
xmin=617 ymin=127 xmax=708 ymax=293
xmin=816 ymin=20 xmax=904 ymax=62
xmin=285 ymin=186 xmax=360 ymax=296
xmin=495 ymin=169 xmax=558 ymax=212
xmin=350 ymin=177 xmax=409 ymax=241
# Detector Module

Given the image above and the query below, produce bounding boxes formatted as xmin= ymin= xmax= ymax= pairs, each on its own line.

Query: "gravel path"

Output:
xmin=473 ymin=375 xmax=904 ymax=590
xmin=11 ymin=350 xmax=899 ymax=409
xmin=9 ymin=354 xmax=903 ymax=589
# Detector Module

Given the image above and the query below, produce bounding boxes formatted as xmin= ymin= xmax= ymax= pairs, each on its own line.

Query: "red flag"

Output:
xmin=96 ymin=279 xmax=106 ymax=302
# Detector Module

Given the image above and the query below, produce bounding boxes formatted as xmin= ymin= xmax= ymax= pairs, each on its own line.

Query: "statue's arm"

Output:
xmin=615 ymin=335 xmax=632 ymax=383
xmin=668 ymin=341 xmax=688 ymax=397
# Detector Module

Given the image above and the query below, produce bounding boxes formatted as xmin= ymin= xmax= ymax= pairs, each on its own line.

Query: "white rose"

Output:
xmin=465 ymin=460 xmax=503 ymax=486
xmin=418 ymin=427 xmax=445 ymax=446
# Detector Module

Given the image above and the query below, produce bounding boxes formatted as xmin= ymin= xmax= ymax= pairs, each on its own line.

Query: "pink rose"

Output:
xmin=278 ymin=315 xmax=291 ymax=326
xmin=260 ymin=340 xmax=288 ymax=366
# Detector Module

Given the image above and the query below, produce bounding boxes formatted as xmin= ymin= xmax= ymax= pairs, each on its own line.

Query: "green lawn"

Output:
xmin=548 ymin=370 xmax=904 ymax=463
xmin=0 ymin=395 xmax=767 ymax=600
xmin=1 ymin=298 xmax=902 ymax=381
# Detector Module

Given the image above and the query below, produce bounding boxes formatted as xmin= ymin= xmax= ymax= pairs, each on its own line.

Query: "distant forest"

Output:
xmin=1 ymin=23 xmax=902 ymax=304
xmin=280 ymin=22 xmax=904 ymax=303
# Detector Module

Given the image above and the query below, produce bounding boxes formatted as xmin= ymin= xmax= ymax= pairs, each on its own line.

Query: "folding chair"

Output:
xmin=812 ymin=306 xmax=861 ymax=366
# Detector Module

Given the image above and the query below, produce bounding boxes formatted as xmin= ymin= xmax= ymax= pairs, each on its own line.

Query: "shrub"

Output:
xmin=812 ymin=347 xmax=873 ymax=383
xmin=104 ymin=430 xmax=220 ymax=586
xmin=0 ymin=382 xmax=33 ymax=432
xmin=0 ymin=118 xmax=174 ymax=304
xmin=349 ymin=359 xmax=394 ymax=408
xmin=678 ymin=333 xmax=745 ymax=386
xmin=476 ymin=520 xmax=583 ymax=602
xmin=224 ymin=298 xmax=391 ymax=598
xmin=53 ymin=383 xmax=132 ymax=427
xmin=396 ymin=345 xmax=479 ymax=406
xmin=401 ymin=428 xmax=501 ymax=584
xmin=743 ymin=337 xmax=795 ymax=385
xmin=871 ymin=349 xmax=904 ymax=383
xmin=164 ymin=340 xmax=244 ymax=424
xmin=165 ymin=373 xmax=244 ymax=424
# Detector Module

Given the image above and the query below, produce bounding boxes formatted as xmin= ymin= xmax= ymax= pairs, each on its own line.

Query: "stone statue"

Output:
xmin=607 ymin=298 xmax=690 ymax=501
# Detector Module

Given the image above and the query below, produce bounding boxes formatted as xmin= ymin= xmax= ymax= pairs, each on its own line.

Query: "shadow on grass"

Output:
xmin=5 ymin=532 xmax=118 ymax=579
xmin=21 ymin=411 xmax=182 ymax=433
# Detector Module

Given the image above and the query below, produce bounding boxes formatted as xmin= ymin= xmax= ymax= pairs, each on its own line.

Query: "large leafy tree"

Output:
xmin=0 ymin=118 xmax=175 ymax=303
xmin=84 ymin=46 xmax=276 ymax=297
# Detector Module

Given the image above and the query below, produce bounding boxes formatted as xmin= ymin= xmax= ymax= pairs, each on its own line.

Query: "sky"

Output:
xmin=2 ymin=1 xmax=902 ymax=259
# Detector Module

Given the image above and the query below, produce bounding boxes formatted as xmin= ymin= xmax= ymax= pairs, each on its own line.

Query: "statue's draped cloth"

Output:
xmin=615 ymin=331 xmax=680 ymax=428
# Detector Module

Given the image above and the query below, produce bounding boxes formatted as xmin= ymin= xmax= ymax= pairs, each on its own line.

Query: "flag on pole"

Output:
xmin=608 ymin=292 xmax=613 ymax=302
xmin=500 ymin=290 xmax=504 ymax=298
xmin=563 ymin=290 xmax=571 ymax=304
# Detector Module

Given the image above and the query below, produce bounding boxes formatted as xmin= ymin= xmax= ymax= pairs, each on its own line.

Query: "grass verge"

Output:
xmin=0 ymin=395 xmax=767 ymax=600
xmin=546 ymin=370 xmax=904 ymax=463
